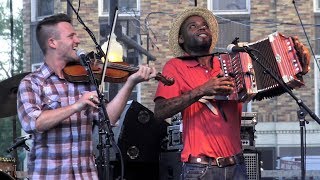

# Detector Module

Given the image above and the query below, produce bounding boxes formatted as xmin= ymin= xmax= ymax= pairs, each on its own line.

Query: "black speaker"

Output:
xmin=117 ymin=100 xmax=168 ymax=163
xmin=159 ymin=151 xmax=182 ymax=180
xmin=108 ymin=101 xmax=168 ymax=180
xmin=244 ymin=150 xmax=261 ymax=180
xmin=92 ymin=100 xmax=168 ymax=180
xmin=93 ymin=100 xmax=168 ymax=162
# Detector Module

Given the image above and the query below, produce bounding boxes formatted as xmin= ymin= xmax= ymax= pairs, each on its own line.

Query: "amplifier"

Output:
xmin=164 ymin=112 xmax=258 ymax=151
xmin=243 ymin=150 xmax=261 ymax=180
xmin=241 ymin=112 xmax=257 ymax=150
xmin=166 ymin=121 xmax=183 ymax=151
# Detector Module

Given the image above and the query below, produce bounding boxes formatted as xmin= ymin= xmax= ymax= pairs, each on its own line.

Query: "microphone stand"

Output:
xmin=291 ymin=1 xmax=320 ymax=179
xmin=65 ymin=1 xmax=119 ymax=179
xmin=297 ymin=108 xmax=307 ymax=180
xmin=244 ymin=48 xmax=320 ymax=180
xmin=80 ymin=57 xmax=113 ymax=180
xmin=7 ymin=135 xmax=31 ymax=153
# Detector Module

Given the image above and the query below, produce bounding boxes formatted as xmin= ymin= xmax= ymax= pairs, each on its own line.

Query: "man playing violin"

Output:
xmin=154 ymin=7 xmax=310 ymax=180
xmin=17 ymin=13 xmax=156 ymax=179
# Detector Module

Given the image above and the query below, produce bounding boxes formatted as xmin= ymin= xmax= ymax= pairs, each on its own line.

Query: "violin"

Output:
xmin=62 ymin=61 xmax=175 ymax=86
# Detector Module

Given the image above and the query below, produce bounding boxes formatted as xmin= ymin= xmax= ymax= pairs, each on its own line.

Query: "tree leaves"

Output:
xmin=0 ymin=2 xmax=23 ymax=80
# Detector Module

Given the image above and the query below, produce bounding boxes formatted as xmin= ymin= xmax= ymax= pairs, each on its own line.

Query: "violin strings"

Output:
xmin=108 ymin=62 xmax=138 ymax=72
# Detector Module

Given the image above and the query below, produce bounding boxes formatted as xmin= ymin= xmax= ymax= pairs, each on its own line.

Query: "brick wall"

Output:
xmin=22 ymin=0 xmax=31 ymax=72
xmin=68 ymin=0 xmax=100 ymax=53
xmin=23 ymin=0 xmax=316 ymax=122
xmin=140 ymin=0 xmax=208 ymax=111
xmin=22 ymin=0 xmax=100 ymax=70
xmin=140 ymin=0 xmax=315 ymax=122
xmin=250 ymin=0 xmax=315 ymax=122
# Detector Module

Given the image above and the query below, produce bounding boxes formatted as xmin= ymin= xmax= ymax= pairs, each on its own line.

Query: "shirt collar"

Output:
xmin=39 ymin=62 xmax=55 ymax=80
xmin=176 ymin=52 xmax=201 ymax=68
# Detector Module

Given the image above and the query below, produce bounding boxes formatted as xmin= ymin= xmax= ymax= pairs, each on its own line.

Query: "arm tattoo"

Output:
xmin=154 ymin=87 xmax=205 ymax=121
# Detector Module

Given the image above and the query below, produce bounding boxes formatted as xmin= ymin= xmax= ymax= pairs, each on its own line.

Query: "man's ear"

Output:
xmin=48 ymin=38 xmax=56 ymax=49
xmin=178 ymin=34 xmax=184 ymax=44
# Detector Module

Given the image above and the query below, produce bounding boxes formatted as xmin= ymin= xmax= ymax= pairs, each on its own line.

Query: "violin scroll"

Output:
xmin=154 ymin=72 xmax=175 ymax=86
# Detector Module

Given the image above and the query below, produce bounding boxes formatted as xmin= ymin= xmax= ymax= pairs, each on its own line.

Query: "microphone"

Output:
xmin=7 ymin=134 xmax=32 ymax=153
xmin=226 ymin=43 xmax=251 ymax=53
xmin=77 ymin=49 xmax=89 ymax=66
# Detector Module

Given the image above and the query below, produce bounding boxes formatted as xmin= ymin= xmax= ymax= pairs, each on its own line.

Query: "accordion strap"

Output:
xmin=198 ymin=96 xmax=218 ymax=115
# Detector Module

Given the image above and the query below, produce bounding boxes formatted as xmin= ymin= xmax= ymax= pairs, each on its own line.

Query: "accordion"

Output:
xmin=217 ymin=32 xmax=305 ymax=102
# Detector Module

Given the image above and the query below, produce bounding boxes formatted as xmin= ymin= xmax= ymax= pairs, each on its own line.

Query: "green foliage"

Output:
xmin=0 ymin=2 xmax=23 ymax=80
xmin=0 ymin=117 xmax=22 ymax=157
xmin=0 ymin=116 xmax=26 ymax=172
xmin=0 ymin=1 xmax=25 ymax=168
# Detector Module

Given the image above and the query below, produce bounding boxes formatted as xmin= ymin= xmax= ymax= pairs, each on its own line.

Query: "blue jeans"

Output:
xmin=181 ymin=162 xmax=248 ymax=180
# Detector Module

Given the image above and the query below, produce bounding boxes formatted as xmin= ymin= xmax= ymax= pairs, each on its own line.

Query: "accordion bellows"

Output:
xmin=218 ymin=32 xmax=305 ymax=102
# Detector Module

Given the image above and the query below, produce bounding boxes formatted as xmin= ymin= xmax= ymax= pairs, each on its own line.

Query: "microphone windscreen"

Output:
xmin=226 ymin=44 xmax=235 ymax=53
xmin=77 ymin=49 xmax=86 ymax=57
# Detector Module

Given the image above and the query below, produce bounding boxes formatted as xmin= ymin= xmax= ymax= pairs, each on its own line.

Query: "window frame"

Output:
xmin=208 ymin=0 xmax=250 ymax=15
xmin=98 ymin=0 xmax=140 ymax=17
xmin=315 ymin=56 xmax=320 ymax=116
xmin=98 ymin=18 xmax=142 ymax=102
xmin=315 ymin=0 xmax=320 ymax=12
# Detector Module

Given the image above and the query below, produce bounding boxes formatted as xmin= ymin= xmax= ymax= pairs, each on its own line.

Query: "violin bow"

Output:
xmin=99 ymin=8 xmax=119 ymax=91
xmin=66 ymin=0 xmax=119 ymax=92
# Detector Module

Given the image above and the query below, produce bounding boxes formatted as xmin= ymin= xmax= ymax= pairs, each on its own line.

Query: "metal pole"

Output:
xmin=10 ymin=0 xmax=14 ymax=76
xmin=9 ymin=0 xmax=18 ymax=169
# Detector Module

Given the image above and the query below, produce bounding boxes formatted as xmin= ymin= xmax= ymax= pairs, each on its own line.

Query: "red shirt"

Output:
xmin=155 ymin=57 xmax=242 ymax=162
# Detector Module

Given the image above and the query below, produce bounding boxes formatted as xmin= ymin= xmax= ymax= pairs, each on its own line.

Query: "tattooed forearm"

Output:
xmin=154 ymin=86 xmax=205 ymax=121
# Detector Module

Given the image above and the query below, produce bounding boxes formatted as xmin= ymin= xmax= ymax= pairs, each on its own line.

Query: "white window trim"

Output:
xmin=31 ymin=0 xmax=37 ymax=22
xmin=314 ymin=0 xmax=320 ymax=12
xmin=135 ymin=55 xmax=143 ymax=102
xmin=315 ymin=56 xmax=320 ymax=116
xmin=207 ymin=0 xmax=250 ymax=15
xmin=98 ymin=0 xmax=140 ymax=17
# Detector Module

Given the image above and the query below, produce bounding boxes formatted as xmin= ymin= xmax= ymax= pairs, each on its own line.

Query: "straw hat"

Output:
xmin=168 ymin=7 xmax=219 ymax=57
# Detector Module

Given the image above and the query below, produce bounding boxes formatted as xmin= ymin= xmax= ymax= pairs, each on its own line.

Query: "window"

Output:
xmin=30 ymin=23 xmax=44 ymax=65
xmin=30 ymin=0 xmax=53 ymax=69
xmin=315 ymin=13 xmax=320 ymax=116
xmin=315 ymin=0 xmax=320 ymax=12
xmin=99 ymin=18 xmax=141 ymax=101
xmin=99 ymin=0 xmax=140 ymax=16
xmin=316 ymin=15 xmax=320 ymax=54
xmin=31 ymin=0 xmax=54 ymax=21
xmin=37 ymin=0 xmax=54 ymax=18
xmin=315 ymin=56 xmax=320 ymax=116
xmin=209 ymin=0 xmax=250 ymax=14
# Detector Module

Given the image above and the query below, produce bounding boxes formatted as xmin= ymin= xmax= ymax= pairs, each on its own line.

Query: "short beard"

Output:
xmin=188 ymin=43 xmax=211 ymax=55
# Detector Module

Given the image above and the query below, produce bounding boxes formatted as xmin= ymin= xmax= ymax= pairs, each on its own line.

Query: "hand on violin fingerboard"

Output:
xmin=127 ymin=65 xmax=157 ymax=84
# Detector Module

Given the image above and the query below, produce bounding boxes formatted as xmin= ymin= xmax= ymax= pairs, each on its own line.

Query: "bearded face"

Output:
xmin=178 ymin=15 xmax=212 ymax=55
